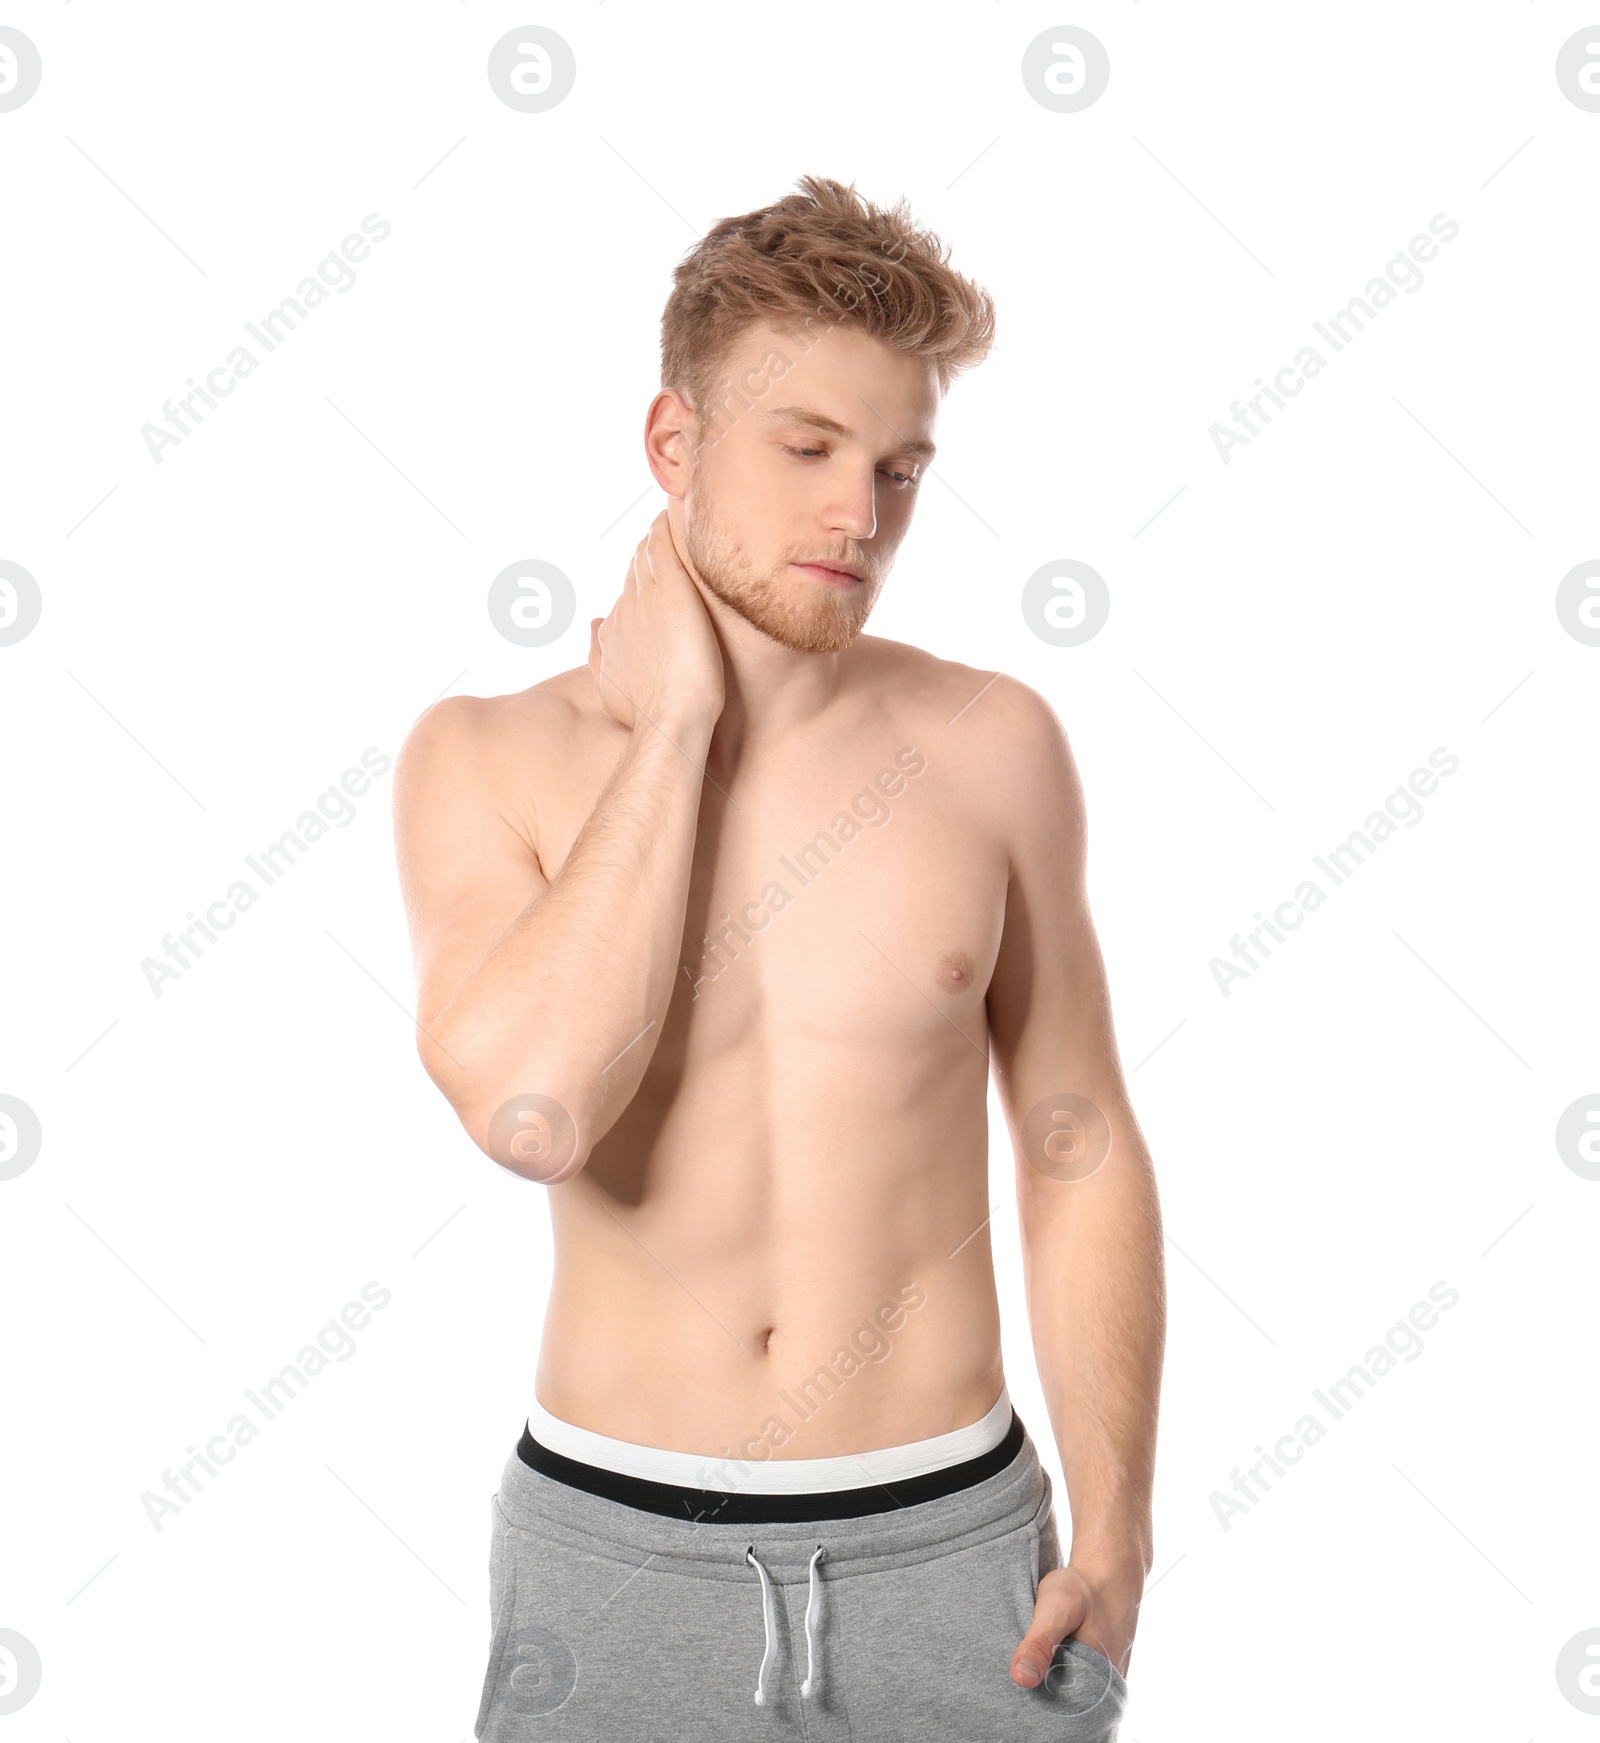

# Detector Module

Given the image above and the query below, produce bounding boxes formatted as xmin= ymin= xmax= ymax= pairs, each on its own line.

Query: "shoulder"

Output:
xmin=394 ymin=664 xmax=614 ymax=855
xmin=853 ymin=637 xmax=1084 ymax=872
xmin=397 ymin=658 xmax=603 ymax=777
xmin=854 ymin=635 xmax=1074 ymax=772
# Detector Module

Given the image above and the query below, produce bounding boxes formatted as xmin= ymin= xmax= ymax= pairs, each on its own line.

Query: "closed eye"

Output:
xmin=780 ymin=444 xmax=920 ymax=488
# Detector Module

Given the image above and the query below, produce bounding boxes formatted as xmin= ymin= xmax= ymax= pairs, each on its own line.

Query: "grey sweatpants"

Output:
xmin=475 ymin=1419 xmax=1129 ymax=1740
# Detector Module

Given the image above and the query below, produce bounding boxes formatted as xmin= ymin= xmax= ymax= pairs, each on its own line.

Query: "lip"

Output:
xmin=792 ymin=561 xmax=863 ymax=588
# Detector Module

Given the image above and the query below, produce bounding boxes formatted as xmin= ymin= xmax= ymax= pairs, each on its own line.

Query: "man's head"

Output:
xmin=647 ymin=176 xmax=995 ymax=653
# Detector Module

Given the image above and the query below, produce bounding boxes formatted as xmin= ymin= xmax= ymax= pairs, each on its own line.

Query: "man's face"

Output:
xmin=677 ymin=322 xmax=941 ymax=653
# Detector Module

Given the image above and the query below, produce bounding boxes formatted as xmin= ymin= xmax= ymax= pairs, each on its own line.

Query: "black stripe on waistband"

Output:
xmin=515 ymin=1408 xmax=1025 ymax=1525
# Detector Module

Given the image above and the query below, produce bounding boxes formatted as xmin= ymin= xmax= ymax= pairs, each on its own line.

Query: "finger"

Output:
xmin=1011 ymin=1580 xmax=1087 ymax=1688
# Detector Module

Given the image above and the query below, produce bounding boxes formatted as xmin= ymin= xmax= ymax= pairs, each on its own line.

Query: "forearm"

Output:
xmin=427 ymin=712 xmax=714 ymax=1172
xmin=1019 ymin=1123 xmax=1166 ymax=1576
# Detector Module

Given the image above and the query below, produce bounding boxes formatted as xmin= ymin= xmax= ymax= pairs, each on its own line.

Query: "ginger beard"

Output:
xmin=681 ymin=456 xmax=883 ymax=655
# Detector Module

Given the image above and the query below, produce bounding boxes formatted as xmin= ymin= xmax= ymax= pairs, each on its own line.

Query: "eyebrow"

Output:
xmin=759 ymin=404 xmax=937 ymax=463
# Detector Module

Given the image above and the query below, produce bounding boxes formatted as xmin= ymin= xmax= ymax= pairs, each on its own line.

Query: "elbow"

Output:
xmin=418 ymin=1027 xmax=590 ymax=1184
xmin=471 ymin=1088 xmax=591 ymax=1184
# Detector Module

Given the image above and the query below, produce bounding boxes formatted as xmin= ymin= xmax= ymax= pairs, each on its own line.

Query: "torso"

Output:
xmin=481 ymin=635 xmax=1018 ymax=1465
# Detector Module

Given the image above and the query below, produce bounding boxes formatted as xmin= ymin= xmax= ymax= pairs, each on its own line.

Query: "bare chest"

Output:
xmin=684 ymin=742 xmax=1003 ymax=1040
xmin=537 ymin=730 xmax=1007 ymax=1051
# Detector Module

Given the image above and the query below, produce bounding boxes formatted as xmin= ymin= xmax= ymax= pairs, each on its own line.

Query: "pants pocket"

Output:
xmin=1039 ymin=1637 xmax=1129 ymax=1733
xmin=1027 ymin=1487 xmax=1130 ymax=1734
xmin=827 ymin=1519 xmax=1066 ymax=1739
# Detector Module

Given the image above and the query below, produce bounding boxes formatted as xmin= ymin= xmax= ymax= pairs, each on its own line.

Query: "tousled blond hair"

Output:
xmin=660 ymin=174 xmax=995 ymax=422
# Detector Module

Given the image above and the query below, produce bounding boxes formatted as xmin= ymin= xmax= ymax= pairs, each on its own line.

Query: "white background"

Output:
xmin=2 ymin=3 xmax=1597 ymax=1738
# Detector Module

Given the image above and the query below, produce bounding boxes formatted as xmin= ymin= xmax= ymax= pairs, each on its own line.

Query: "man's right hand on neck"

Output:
xmin=589 ymin=509 xmax=725 ymax=737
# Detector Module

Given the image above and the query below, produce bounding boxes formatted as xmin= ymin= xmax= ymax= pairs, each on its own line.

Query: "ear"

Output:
xmin=643 ymin=389 xmax=696 ymax=498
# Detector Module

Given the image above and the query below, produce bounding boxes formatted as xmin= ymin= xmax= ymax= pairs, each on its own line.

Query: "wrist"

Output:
xmin=643 ymin=704 xmax=719 ymax=745
xmin=1065 ymin=1529 xmax=1152 ymax=1587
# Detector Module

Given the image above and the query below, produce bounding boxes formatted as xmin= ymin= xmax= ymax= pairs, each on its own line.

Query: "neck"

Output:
xmin=695 ymin=581 xmax=855 ymax=769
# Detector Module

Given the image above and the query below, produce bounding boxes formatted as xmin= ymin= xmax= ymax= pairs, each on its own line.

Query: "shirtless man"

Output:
xmin=394 ymin=175 xmax=1165 ymax=1741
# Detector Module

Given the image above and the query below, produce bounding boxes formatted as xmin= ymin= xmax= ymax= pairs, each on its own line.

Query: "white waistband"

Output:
xmin=527 ymin=1381 xmax=1014 ymax=1494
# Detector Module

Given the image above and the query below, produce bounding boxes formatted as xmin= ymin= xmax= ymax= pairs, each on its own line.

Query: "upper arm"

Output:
xmin=984 ymin=680 xmax=1129 ymax=1156
xmin=391 ymin=695 xmax=550 ymax=1069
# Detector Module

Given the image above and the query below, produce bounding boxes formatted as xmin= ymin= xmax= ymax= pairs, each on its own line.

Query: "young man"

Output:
xmin=394 ymin=174 xmax=1165 ymax=1741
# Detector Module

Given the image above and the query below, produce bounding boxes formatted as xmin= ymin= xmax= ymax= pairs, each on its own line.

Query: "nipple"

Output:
xmin=937 ymin=951 xmax=975 ymax=994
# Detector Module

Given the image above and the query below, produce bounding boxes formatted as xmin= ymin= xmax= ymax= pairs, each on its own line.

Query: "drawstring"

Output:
xmin=800 ymin=1544 xmax=826 ymax=1697
xmin=745 ymin=1543 xmax=827 ymax=1705
xmin=745 ymin=1545 xmax=778 ymax=1706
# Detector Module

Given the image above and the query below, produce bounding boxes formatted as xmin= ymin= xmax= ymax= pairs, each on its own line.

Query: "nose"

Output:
xmin=827 ymin=464 xmax=878 ymax=543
